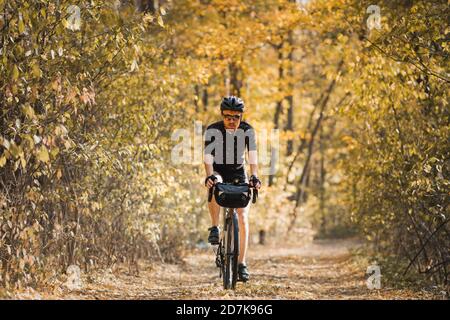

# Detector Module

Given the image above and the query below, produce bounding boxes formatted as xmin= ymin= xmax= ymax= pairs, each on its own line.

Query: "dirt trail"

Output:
xmin=26 ymin=239 xmax=439 ymax=300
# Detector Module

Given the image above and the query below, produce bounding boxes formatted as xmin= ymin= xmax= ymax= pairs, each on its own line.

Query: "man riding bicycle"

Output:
xmin=204 ymin=96 xmax=262 ymax=282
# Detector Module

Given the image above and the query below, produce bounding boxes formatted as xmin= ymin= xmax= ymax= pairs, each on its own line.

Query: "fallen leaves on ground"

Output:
xmin=8 ymin=239 xmax=442 ymax=300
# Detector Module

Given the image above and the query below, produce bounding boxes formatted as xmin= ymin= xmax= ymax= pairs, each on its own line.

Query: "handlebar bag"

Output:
xmin=214 ymin=183 xmax=251 ymax=208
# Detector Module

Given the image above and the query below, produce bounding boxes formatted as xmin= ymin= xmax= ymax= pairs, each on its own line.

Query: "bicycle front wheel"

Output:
xmin=223 ymin=210 xmax=239 ymax=290
xmin=230 ymin=210 xmax=239 ymax=289
xmin=223 ymin=215 xmax=231 ymax=289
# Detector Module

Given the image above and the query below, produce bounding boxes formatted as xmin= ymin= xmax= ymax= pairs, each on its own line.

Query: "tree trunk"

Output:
xmin=269 ymin=46 xmax=285 ymax=186
xmin=134 ymin=0 xmax=160 ymax=13
xmin=194 ymin=84 xmax=200 ymax=113
xmin=288 ymin=60 xmax=343 ymax=231
xmin=202 ymin=85 xmax=208 ymax=111
xmin=285 ymin=31 xmax=295 ymax=156
xmin=229 ymin=62 xmax=243 ymax=97
xmin=319 ymin=124 xmax=326 ymax=235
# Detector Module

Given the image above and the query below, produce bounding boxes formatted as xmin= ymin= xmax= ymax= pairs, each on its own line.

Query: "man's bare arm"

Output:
xmin=249 ymin=150 xmax=258 ymax=177
xmin=248 ymin=150 xmax=261 ymax=188
xmin=250 ymin=163 xmax=258 ymax=177
xmin=204 ymin=154 xmax=214 ymax=176
xmin=204 ymin=154 xmax=216 ymax=188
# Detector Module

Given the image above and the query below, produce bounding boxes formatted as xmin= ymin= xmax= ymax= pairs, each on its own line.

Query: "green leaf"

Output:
xmin=31 ymin=61 xmax=42 ymax=78
xmin=20 ymin=154 xmax=26 ymax=169
xmin=22 ymin=105 xmax=36 ymax=119
xmin=36 ymin=147 xmax=49 ymax=163
xmin=18 ymin=18 xmax=25 ymax=34
xmin=12 ymin=65 xmax=19 ymax=80
xmin=0 ymin=156 xmax=6 ymax=168
xmin=9 ymin=143 xmax=22 ymax=158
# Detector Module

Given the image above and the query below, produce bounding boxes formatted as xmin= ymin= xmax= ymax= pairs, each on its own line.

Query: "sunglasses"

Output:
xmin=222 ymin=114 xmax=241 ymax=121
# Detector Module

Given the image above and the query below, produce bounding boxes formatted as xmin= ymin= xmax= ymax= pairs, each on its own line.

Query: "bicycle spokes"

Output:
xmin=215 ymin=239 xmax=225 ymax=277
xmin=215 ymin=245 xmax=221 ymax=268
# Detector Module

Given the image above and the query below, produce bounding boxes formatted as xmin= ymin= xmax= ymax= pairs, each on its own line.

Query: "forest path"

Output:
xmin=28 ymin=239 xmax=437 ymax=300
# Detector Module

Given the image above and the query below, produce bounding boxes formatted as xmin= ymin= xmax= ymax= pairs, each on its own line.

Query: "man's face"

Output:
xmin=222 ymin=110 xmax=242 ymax=130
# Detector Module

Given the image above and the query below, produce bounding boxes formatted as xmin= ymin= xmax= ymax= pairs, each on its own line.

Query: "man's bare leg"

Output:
xmin=208 ymin=192 xmax=220 ymax=227
xmin=207 ymin=173 xmax=222 ymax=228
xmin=237 ymin=206 xmax=249 ymax=264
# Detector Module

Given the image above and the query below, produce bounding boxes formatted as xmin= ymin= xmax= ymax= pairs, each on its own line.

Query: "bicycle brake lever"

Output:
xmin=208 ymin=186 xmax=213 ymax=202
xmin=252 ymin=188 xmax=258 ymax=204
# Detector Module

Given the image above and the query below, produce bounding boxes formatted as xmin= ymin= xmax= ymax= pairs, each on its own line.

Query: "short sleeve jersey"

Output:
xmin=204 ymin=121 xmax=256 ymax=175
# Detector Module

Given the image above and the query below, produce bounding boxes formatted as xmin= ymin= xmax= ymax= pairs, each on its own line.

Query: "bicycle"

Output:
xmin=208 ymin=182 xmax=258 ymax=290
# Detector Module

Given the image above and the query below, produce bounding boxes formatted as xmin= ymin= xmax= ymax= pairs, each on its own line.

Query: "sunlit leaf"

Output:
xmin=36 ymin=147 xmax=50 ymax=163
xmin=157 ymin=16 xmax=164 ymax=27
xmin=0 ymin=156 xmax=6 ymax=167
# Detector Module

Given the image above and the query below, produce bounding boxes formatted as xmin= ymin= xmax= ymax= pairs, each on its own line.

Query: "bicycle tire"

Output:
xmin=223 ymin=215 xmax=232 ymax=289
xmin=230 ymin=210 xmax=239 ymax=289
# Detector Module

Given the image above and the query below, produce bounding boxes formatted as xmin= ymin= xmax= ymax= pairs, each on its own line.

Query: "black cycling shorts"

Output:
xmin=214 ymin=169 xmax=248 ymax=184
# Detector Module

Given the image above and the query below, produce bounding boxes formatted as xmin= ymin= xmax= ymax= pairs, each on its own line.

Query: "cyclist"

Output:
xmin=204 ymin=96 xmax=262 ymax=282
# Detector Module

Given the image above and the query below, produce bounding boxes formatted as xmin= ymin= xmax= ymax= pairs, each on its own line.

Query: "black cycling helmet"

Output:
xmin=220 ymin=96 xmax=244 ymax=112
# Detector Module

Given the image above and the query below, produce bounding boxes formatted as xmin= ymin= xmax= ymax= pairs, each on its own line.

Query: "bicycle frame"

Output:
xmin=208 ymin=182 xmax=257 ymax=290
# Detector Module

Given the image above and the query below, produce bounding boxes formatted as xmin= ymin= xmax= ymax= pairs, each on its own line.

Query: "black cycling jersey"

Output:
xmin=204 ymin=120 xmax=256 ymax=181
